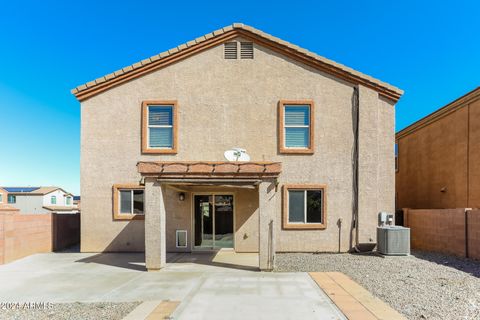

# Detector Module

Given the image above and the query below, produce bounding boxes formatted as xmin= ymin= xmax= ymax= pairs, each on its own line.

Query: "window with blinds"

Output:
xmin=148 ymin=106 xmax=173 ymax=148
xmin=142 ymin=101 xmax=177 ymax=154
xmin=279 ymin=101 xmax=314 ymax=153
xmin=284 ymin=105 xmax=310 ymax=148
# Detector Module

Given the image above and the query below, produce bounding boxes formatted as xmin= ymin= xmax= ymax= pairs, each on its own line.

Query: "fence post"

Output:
xmin=52 ymin=213 xmax=56 ymax=252
xmin=465 ymin=208 xmax=471 ymax=259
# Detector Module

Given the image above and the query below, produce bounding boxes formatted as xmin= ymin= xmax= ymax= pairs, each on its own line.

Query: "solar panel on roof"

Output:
xmin=4 ymin=187 xmax=40 ymax=193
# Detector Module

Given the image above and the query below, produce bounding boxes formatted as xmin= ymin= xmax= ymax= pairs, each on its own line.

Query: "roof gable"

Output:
xmin=72 ymin=23 xmax=403 ymax=102
xmin=396 ymin=86 xmax=480 ymax=139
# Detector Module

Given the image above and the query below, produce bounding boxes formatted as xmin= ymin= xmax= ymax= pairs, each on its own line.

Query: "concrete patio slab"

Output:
xmin=0 ymin=252 xmax=346 ymax=319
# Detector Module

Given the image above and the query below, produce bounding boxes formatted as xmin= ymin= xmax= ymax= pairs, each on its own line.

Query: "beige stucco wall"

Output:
xmin=80 ymin=38 xmax=396 ymax=253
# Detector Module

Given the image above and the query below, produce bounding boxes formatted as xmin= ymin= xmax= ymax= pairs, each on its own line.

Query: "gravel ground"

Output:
xmin=0 ymin=302 xmax=140 ymax=320
xmin=276 ymin=251 xmax=480 ymax=320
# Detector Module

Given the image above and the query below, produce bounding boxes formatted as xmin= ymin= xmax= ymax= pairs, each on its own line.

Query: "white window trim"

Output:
xmin=283 ymin=105 xmax=311 ymax=149
xmin=288 ymin=189 xmax=323 ymax=224
xmin=119 ymin=189 xmax=144 ymax=215
xmin=148 ymin=105 xmax=174 ymax=149
xmin=176 ymin=230 xmax=188 ymax=248
xmin=0 ymin=193 xmax=3 ymax=203
xmin=51 ymin=195 xmax=57 ymax=205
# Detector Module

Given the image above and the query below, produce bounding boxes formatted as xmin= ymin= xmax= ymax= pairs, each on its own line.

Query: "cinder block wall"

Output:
xmin=404 ymin=208 xmax=480 ymax=259
xmin=467 ymin=210 xmax=480 ymax=260
xmin=0 ymin=210 xmax=52 ymax=264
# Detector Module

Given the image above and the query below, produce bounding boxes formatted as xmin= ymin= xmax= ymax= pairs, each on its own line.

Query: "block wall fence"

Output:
xmin=403 ymin=208 xmax=480 ymax=260
xmin=0 ymin=209 xmax=80 ymax=264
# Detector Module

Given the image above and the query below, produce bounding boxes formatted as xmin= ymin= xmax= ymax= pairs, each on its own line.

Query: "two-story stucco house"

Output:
xmin=3 ymin=187 xmax=79 ymax=214
xmin=71 ymin=23 xmax=403 ymax=271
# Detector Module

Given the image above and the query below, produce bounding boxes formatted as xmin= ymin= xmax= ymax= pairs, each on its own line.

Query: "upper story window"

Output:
xmin=51 ymin=196 xmax=57 ymax=205
xmin=283 ymin=184 xmax=326 ymax=230
xmin=8 ymin=195 xmax=16 ymax=204
xmin=0 ymin=194 xmax=3 ymax=203
xmin=142 ymin=101 xmax=178 ymax=154
xmin=113 ymin=184 xmax=145 ymax=220
xmin=66 ymin=197 xmax=72 ymax=205
xmin=278 ymin=100 xmax=314 ymax=154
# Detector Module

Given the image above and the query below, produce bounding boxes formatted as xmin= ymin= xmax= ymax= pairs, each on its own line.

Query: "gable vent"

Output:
xmin=240 ymin=42 xmax=254 ymax=59
xmin=224 ymin=42 xmax=237 ymax=59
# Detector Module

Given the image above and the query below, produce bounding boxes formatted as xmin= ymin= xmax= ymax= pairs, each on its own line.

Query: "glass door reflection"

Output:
xmin=194 ymin=194 xmax=234 ymax=249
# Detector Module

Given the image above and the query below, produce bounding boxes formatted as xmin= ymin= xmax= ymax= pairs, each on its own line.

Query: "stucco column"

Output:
xmin=144 ymin=178 xmax=166 ymax=271
xmin=258 ymin=180 xmax=277 ymax=271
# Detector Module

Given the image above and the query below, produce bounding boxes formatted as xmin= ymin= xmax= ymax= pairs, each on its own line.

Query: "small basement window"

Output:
xmin=113 ymin=184 xmax=145 ymax=220
xmin=283 ymin=184 xmax=326 ymax=229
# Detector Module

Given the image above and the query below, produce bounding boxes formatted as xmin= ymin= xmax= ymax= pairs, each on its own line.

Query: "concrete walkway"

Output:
xmin=0 ymin=252 xmax=345 ymax=319
xmin=310 ymin=272 xmax=406 ymax=320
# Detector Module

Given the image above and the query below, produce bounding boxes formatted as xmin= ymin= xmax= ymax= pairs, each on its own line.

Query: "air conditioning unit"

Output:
xmin=377 ymin=226 xmax=410 ymax=256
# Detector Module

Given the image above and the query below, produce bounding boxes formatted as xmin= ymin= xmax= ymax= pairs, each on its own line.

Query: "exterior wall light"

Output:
xmin=179 ymin=192 xmax=185 ymax=201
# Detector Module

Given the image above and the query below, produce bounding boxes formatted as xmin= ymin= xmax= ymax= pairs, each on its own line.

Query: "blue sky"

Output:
xmin=0 ymin=1 xmax=479 ymax=195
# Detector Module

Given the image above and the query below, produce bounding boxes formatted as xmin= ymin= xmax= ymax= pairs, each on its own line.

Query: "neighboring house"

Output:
xmin=396 ymin=87 xmax=480 ymax=209
xmin=0 ymin=188 xmax=7 ymax=206
xmin=72 ymin=23 xmax=403 ymax=271
xmin=3 ymin=187 xmax=79 ymax=214
xmin=73 ymin=196 xmax=81 ymax=209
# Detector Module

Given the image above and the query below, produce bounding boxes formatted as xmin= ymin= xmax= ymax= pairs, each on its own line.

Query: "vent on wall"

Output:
xmin=224 ymin=42 xmax=237 ymax=59
xmin=240 ymin=42 xmax=254 ymax=59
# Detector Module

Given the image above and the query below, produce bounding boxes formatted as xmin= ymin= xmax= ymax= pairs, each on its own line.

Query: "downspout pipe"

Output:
xmin=351 ymin=86 xmax=360 ymax=252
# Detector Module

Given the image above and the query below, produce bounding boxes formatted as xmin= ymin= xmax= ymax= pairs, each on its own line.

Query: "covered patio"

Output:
xmin=137 ymin=161 xmax=282 ymax=271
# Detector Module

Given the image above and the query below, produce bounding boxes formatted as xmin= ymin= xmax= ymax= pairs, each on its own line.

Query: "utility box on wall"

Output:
xmin=377 ymin=226 xmax=410 ymax=255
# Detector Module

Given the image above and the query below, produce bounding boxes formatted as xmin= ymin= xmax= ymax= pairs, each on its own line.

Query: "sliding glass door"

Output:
xmin=194 ymin=194 xmax=234 ymax=249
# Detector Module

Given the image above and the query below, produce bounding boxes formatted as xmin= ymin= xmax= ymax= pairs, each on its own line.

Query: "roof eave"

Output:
xmin=396 ymin=86 xmax=480 ymax=140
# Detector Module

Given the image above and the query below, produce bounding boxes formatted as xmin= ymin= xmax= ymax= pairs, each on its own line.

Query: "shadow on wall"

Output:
xmin=76 ymin=220 xmax=146 ymax=271
xmin=104 ymin=220 xmax=145 ymax=252
xmin=411 ymin=250 xmax=480 ymax=279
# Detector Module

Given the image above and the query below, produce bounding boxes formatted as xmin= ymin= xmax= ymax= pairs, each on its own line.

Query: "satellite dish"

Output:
xmin=224 ymin=148 xmax=251 ymax=162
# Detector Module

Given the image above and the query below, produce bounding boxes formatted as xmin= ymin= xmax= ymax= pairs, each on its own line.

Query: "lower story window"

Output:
xmin=113 ymin=184 xmax=145 ymax=220
xmin=283 ymin=184 xmax=326 ymax=229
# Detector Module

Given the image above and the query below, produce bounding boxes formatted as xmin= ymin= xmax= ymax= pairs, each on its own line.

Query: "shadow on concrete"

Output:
xmin=167 ymin=252 xmax=259 ymax=271
xmin=76 ymin=252 xmax=147 ymax=271
xmin=74 ymin=252 xmax=258 ymax=272
xmin=411 ymin=250 xmax=480 ymax=278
